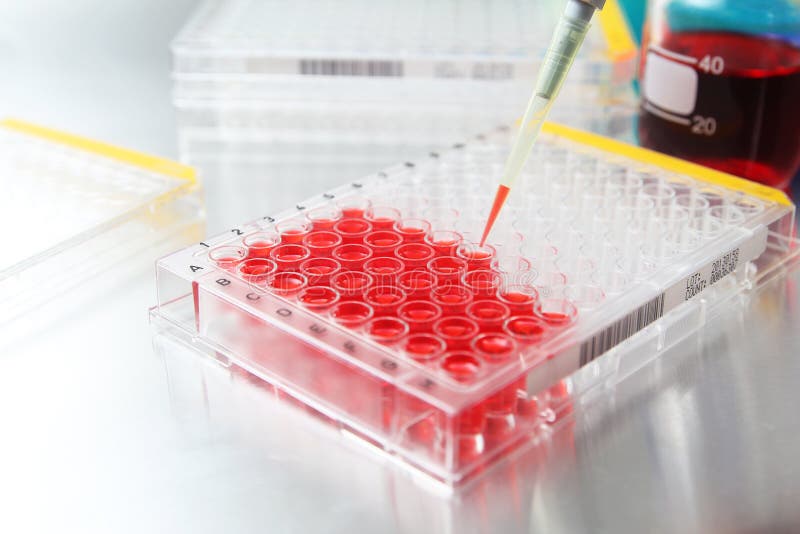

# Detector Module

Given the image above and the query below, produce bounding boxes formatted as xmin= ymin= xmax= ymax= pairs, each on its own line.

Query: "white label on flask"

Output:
xmin=642 ymin=51 xmax=698 ymax=116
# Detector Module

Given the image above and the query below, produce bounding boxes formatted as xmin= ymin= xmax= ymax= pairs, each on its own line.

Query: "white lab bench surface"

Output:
xmin=1 ymin=2 xmax=799 ymax=533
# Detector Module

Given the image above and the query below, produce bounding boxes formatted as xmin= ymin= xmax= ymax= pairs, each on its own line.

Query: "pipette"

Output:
xmin=480 ymin=0 xmax=606 ymax=246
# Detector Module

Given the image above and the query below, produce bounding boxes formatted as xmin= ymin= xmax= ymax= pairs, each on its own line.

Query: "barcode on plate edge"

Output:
xmin=299 ymin=59 xmax=403 ymax=77
xmin=579 ymin=293 xmax=666 ymax=366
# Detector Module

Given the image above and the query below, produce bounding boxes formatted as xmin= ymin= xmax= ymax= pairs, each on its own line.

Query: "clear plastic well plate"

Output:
xmin=1 ymin=119 xmax=203 ymax=326
xmin=172 ymin=0 xmax=639 ymax=159
xmin=152 ymin=122 xmax=795 ymax=484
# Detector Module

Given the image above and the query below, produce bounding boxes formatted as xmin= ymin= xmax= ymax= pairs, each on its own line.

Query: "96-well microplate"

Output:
xmin=153 ymin=123 xmax=795 ymax=484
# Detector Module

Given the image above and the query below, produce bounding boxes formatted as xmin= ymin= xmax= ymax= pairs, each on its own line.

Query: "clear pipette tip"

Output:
xmin=479 ymin=184 xmax=511 ymax=247
xmin=479 ymin=0 xmax=599 ymax=246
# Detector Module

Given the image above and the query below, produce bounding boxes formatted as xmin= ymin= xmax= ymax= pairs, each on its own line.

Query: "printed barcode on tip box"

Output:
xmin=579 ymin=293 xmax=666 ymax=366
xmin=299 ymin=59 xmax=404 ymax=77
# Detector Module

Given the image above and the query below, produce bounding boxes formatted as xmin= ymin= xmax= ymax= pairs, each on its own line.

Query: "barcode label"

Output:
xmin=579 ymin=293 xmax=665 ymax=366
xmin=710 ymin=248 xmax=740 ymax=284
xmin=526 ymin=227 xmax=768 ymax=398
xmin=299 ymin=59 xmax=404 ymax=77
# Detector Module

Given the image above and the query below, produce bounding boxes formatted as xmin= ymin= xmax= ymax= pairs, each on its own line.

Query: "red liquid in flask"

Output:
xmin=639 ymin=32 xmax=800 ymax=190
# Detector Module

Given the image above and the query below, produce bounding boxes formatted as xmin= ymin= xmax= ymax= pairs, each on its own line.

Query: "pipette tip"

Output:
xmin=479 ymin=184 xmax=511 ymax=247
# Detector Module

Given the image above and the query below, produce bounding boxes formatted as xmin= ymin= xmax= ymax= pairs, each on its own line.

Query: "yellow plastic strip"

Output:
xmin=0 ymin=118 xmax=196 ymax=184
xmin=542 ymin=122 xmax=792 ymax=206
xmin=597 ymin=0 xmax=638 ymax=61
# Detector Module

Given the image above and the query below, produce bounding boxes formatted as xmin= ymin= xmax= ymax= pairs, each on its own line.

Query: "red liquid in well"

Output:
xmin=366 ymin=207 xmax=401 ymax=230
xmin=503 ymin=292 xmax=532 ymax=304
xmin=365 ymin=259 xmax=403 ymax=275
xmin=398 ymin=227 xmax=426 ymax=240
xmin=309 ymin=219 xmax=337 ymax=231
xmin=540 ymin=311 xmax=569 ymax=323
xmin=434 ymin=317 xmax=479 ymax=349
xmin=330 ymin=301 xmax=374 ymax=327
xmin=485 ymin=385 xmax=520 ymax=419
xmin=504 ymin=316 xmax=550 ymax=344
xmin=366 ymin=317 xmax=409 ymax=343
xmin=369 ymin=217 xmax=396 ymax=229
xmin=244 ymin=233 xmax=280 ymax=259
xmin=331 ymin=271 xmax=374 ymax=300
xmin=394 ymin=218 xmax=431 ymax=243
xmin=303 ymin=231 xmax=342 ymax=257
xmin=472 ymin=332 xmax=521 ymax=427
xmin=442 ymin=353 xmax=481 ymax=381
xmin=397 ymin=300 xmax=442 ymax=332
xmin=334 ymin=218 xmax=373 ymax=243
xmin=363 ymin=231 xmax=403 ymax=256
xmin=428 ymin=256 xmax=468 ymax=283
xmin=297 ymin=286 xmax=340 ymax=311
xmin=281 ymin=230 xmax=307 ymax=244
xmin=432 ymin=240 xmax=458 ymax=255
xmin=299 ymin=258 xmax=341 ymax=285
xmin=363 ymin=257 xmax=404 ymax=287
xmin=458 ymin=244 xmax=496 ymax=271
xmin=463 ymin=270 xmax=502 ymax=298
xmin=277 ymin=221 xmax=311 ymax=244
xmin=267 ymin=272 xmax=307 ymax=295
xmin=398 ymin=271 xmax=436 ymax=299
xmin=403 ymin=334 xmax=446 ymax=362
xmin=332 ymin=244 xmax=373 ymax=270
xmin=306 ymin=205 xmax=342 ymax=231
xmin=270 ymin=244 xmax=311 ymax=270
xmin=441 ymin=354 xmax=486 ymax=435
xmin=535 ymin=299 xmax=578 ymax=326
xmin=432 ymin=286 xmax=474 ymax=315
xmin=425 ymin=230 xmax=463 ymax=256
xmin=395 ymin=243 xmax=435 ymax=269
xmin=474 ymin=334 xmax=516 ymax=361
xmin=238 ymin=259 xmax=275 ymax=276
xmin=369 ymin=291 xmax=404 ymax=305
xmin=342 ymin=208 xmax=365 ymax=218
xmin=498 ymin=285 xmax=539 ymax=315
xmin=465 ymin=250 xmax=492 ymax=266
xmin=639 ymin=32 xmax=800 ymax=189
xmin=466 ymin=300 xmax=511 ymax=332
xmin=209 ymin=245 xmax=246 ymax=270
xmin=364 ymin=286 xmax=407 ymax=316
xmin=337 ymin=195 xmax=371 ymax=219
xmin=245 ymin=242 xmax=274 ymax=258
